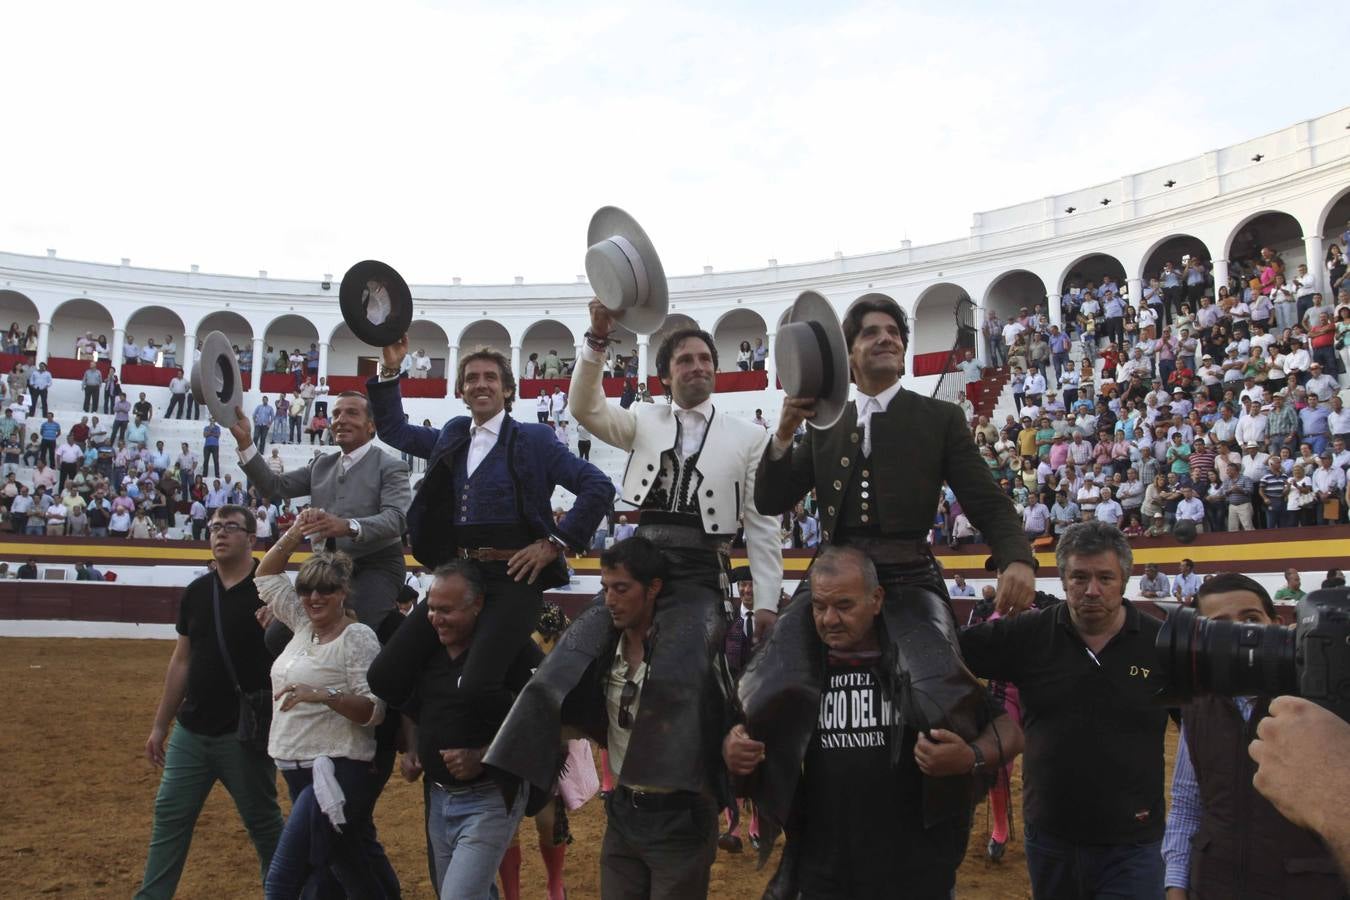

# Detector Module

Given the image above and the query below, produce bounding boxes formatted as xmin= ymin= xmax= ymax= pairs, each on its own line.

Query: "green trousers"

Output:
xmin=136 ymin=724 xmax=283 ymax=899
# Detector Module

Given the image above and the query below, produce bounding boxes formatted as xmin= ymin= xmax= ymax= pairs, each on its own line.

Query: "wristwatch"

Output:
xmin=545 ymin=534 xmax=568 ymax=556
xmin=325 ymin=688 xmax=344 ymax=703
xmin=968 ymin=742 xmax=986 ymax=775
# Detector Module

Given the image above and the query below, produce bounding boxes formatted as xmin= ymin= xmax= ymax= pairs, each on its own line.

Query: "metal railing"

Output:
xmin=928 ymin=297 xmax=976 ymax=404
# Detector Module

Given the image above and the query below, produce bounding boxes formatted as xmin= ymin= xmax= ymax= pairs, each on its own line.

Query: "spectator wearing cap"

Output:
xmin=1304 ymin=363 xmax=1337 ymax=403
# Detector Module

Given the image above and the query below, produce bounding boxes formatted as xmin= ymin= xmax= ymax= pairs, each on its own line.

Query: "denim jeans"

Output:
xmin=427 ymin=778 xmax=526 ymax=899
xmin=137 ymin=726 xmax=283 ymax=899
xmin=265 ymin=757 xmax=388 ymax=900
xmin=1023 ymin=824 xmax=1163 ymax=900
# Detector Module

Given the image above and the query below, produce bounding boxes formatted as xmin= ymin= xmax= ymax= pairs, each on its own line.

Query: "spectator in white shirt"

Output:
xmin=1022 ymin=496 xmax=1050 ymax=540
xmin=1094 ymin=487 xmax=1123 ymax=525
xmin=1304 ymin=364 xmax=1337 ymax=402
xmin=1175 ymin=486 xmax=1205 ymax=531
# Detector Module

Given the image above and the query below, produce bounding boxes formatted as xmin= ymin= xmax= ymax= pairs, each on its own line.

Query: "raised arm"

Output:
xmin=366 ymin=372 xmax=441 ymax=458
xmin=230 ymin=405 xmax=312 ymax=498
xmin=569 ymin=300 xmax=639 ymax=450
xmin=754 ymin=402 xmax=818 ymax=517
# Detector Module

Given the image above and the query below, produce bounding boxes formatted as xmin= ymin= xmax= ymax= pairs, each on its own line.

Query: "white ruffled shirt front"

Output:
xmin=260 ymin=574 xmax=385 ymax=763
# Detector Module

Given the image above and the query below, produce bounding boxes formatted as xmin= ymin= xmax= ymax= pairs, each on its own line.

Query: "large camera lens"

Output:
xmin=1155 ymin=607 xmax=1297 ymax=701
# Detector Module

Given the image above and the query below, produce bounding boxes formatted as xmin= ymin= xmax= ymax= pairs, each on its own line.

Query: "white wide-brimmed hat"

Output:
xmin=191 ymin=331 xmax=243 ymax=424
xmin=775 ymin=290 xmax=849 ymax=430
xmin=585 ymin=206 xmax=668 ymax=335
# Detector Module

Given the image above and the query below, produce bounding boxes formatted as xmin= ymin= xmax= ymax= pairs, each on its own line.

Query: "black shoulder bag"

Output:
xmin=212 ymin=578 xmax=273 ymax=753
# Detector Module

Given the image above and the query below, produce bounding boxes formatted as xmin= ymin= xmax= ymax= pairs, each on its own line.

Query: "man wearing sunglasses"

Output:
xmin=488 ymin=537 xmax=730 ymax=898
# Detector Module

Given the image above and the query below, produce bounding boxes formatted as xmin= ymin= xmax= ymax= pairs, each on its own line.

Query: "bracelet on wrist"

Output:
xmin=583 ymin=330 xmax=613 ymax=351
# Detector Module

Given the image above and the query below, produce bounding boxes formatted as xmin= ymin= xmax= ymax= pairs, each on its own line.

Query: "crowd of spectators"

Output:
xmin=960 ymin=243 xmax=1350 ymax=542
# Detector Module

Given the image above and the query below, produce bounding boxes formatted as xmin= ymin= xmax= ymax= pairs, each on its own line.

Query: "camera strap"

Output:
xmin=211 ymin=577 xmax=244 ymax=699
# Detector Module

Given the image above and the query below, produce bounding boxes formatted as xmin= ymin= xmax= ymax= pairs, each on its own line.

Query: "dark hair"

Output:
xmin=739 ymin=340 xmax=751 ymax=352
xmin=654 ymin=329 xmax=717 ymax=398
xmin=456 ymin=347 xmax=516 ymax=412
xmin=1195 ymin=572 xmax=1276 ymax=619
xmin=1055 ymin=521 xmax=1132 ymax=578
xmin=843 ymin=293 xmax=909 ymax=350
xmin=213 ymin=504 xmax=255 ymax=533
xmin=430 ymin=559 xmax=487 ymax=603
xmin=335 ymin=390 xmax=373 ymax=419
xmin=600 ymin=535 xmax=668 ymax=587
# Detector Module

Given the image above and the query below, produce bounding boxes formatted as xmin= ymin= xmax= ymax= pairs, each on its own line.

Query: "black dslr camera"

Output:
xmin=1155 ymin=587 xmax=1350 ymax=723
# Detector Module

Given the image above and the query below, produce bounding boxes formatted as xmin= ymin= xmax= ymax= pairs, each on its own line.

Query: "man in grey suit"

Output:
xmin=230 ymin=390 xmax=411 ymax=648
xmin=231 ymin=389 xmax=410 ymax=897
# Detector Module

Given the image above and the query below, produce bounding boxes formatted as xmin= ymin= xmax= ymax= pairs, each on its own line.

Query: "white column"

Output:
xmin=765 ymin=332 xmax=777 ymax=388
xmin=446 ymin=344 xmax=458 ymax=396
xmin=637 ymin=337 xmax=650 ymax=379
xmin=903 ymin=314 xmax=917 ymax=380
xmin=1302 ymin=235 xmax=1326 ymax=298
xmin=1126 ymin=277 xmax=1143 ymax=313
xmin=317 ymin=341 xmax=330 ymax=382
xmin=251 ymin=337 xmax=265 ymax=393
xmin=35 ymin=321 xmax=51 ymax=365
xmin=182 ymin=332 xmax=196 ymax=374
xmin=111 ymin=327 xmax=125 ymax=372
xmin=974 ymin=307 xmax=989 ymax=365
xmin=1212 ymin=258 xmax=1231 ymax=300
xmin=510 ymin=344 xmax=521 ymax=379
xmin=1048 ymin=290 xmax=1063 ymax=327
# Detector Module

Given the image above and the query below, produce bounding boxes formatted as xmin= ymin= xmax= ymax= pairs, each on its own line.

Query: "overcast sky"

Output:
xmin=5 ymin=1 xmax=1344 ymax=286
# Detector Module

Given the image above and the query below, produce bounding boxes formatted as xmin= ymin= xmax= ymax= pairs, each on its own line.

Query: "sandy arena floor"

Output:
xmin=0 ymin=638 xmax=1179 ymax=898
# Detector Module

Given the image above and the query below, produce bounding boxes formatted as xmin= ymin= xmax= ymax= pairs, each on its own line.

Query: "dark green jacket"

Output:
xmin=755 ymin=387 xmax=1034 ymax=572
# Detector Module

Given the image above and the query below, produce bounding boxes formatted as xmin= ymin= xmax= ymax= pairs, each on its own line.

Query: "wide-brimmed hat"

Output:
xmin=339 ymin=260 xmax=412 ymax=347
xmin=775 ymin=290 xmax=848 ymax=430
xmin=191 ymin=331 xmax=243 ymax=424
xmin=585 ymin=206 xmax=668 ymax=335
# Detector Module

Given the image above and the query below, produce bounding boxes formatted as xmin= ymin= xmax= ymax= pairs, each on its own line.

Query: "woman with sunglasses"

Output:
xmin=255 ymin=509 xmax=392 ymax=899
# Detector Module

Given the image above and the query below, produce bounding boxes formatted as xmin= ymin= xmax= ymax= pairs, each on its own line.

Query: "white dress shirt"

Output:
xmin=856 ymin=380 xmax=904 ymax=457
xmin=674 ymin=398 xmax=714 ymax=461
xmin=466 ymin=409 xmax=506 ymax=478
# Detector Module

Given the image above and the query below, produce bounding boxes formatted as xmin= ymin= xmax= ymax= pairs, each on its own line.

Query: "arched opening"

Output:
xmin=196 ymin=310 xmax=254 ymax=355
xmin=1225 ymin=211 xmax=1304 ymax=280
xmin=909 ymin=283 xmax=972 ymax=375
xmin=126 ymin=306 xmax=188 ymax=371
xmin=51 ymin=298 xmax=115 ymax=364
xmin=1319 ymin=187 xmax=1350 ymax=240
xmin=1139 ymin=234 xmax=1212 ymax=285
xmin=520 ymin=320 xmax=576 ymax=379
xmin=0 ymin=290 xmax=40 ymax=358
xmin=261 ymin=314 xmax=320 ymax=395
xmin=458 ymin=320 xmax=511 ymax=356
xmin=1058 ymin=253 xmax=1128 ymax=298
xmin=712 ymin=308 xmax=768 ymax=373
xmin=646 ymin=313 xmax=702 ymax=378
xmin=983 ymin=270 xmax=1048 ymax=326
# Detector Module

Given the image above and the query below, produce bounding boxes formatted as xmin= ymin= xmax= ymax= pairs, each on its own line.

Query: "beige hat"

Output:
xmin=585 ymin=207 xmax=668 ymax=335
xmin=190 ymin=331 xmax=243 ymax=424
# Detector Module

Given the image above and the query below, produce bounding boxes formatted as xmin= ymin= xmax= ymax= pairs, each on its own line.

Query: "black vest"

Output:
xmin=1184 ymin=696 xmax=1345 ymax=900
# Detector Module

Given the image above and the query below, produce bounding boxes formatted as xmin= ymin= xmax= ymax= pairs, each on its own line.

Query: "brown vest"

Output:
xmin=1184 ymin=696 xmax=1345 ymax=900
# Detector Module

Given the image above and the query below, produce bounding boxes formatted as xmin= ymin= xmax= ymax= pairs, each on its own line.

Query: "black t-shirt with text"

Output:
xmin=796 ymin=659 xmax=967 ymax=899
xmin=174 ymin=570 xmax=270 ymax=736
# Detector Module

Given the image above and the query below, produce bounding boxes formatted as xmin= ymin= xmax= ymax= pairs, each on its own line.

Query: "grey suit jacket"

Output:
xmin=241 ymin=445 xmax=410 ymax=561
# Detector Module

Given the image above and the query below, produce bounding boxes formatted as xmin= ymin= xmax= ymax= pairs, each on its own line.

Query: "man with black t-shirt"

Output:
xmin=959 ymin=521 xmax=1170 ymax=899
xmin=725 ymin=546 xmax=1023 ymax=899
xmin=368 ymin=560 xmax=541 ymax=898
xmin=136 ymin=505 xmax=282 ymax=899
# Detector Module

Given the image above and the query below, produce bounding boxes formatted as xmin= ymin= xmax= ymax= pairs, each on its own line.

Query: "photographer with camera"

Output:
xmin=1161 ymin=574 xmax=1344 ymax=899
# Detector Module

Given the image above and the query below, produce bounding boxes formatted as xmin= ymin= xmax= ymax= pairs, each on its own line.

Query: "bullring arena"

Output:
xmin=2 ymin=101 xmax=1348 ymax=899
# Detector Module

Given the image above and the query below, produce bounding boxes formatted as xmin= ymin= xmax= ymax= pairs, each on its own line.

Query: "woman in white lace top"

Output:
xmin=256 ymin=509 xmax=392 ymax=899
